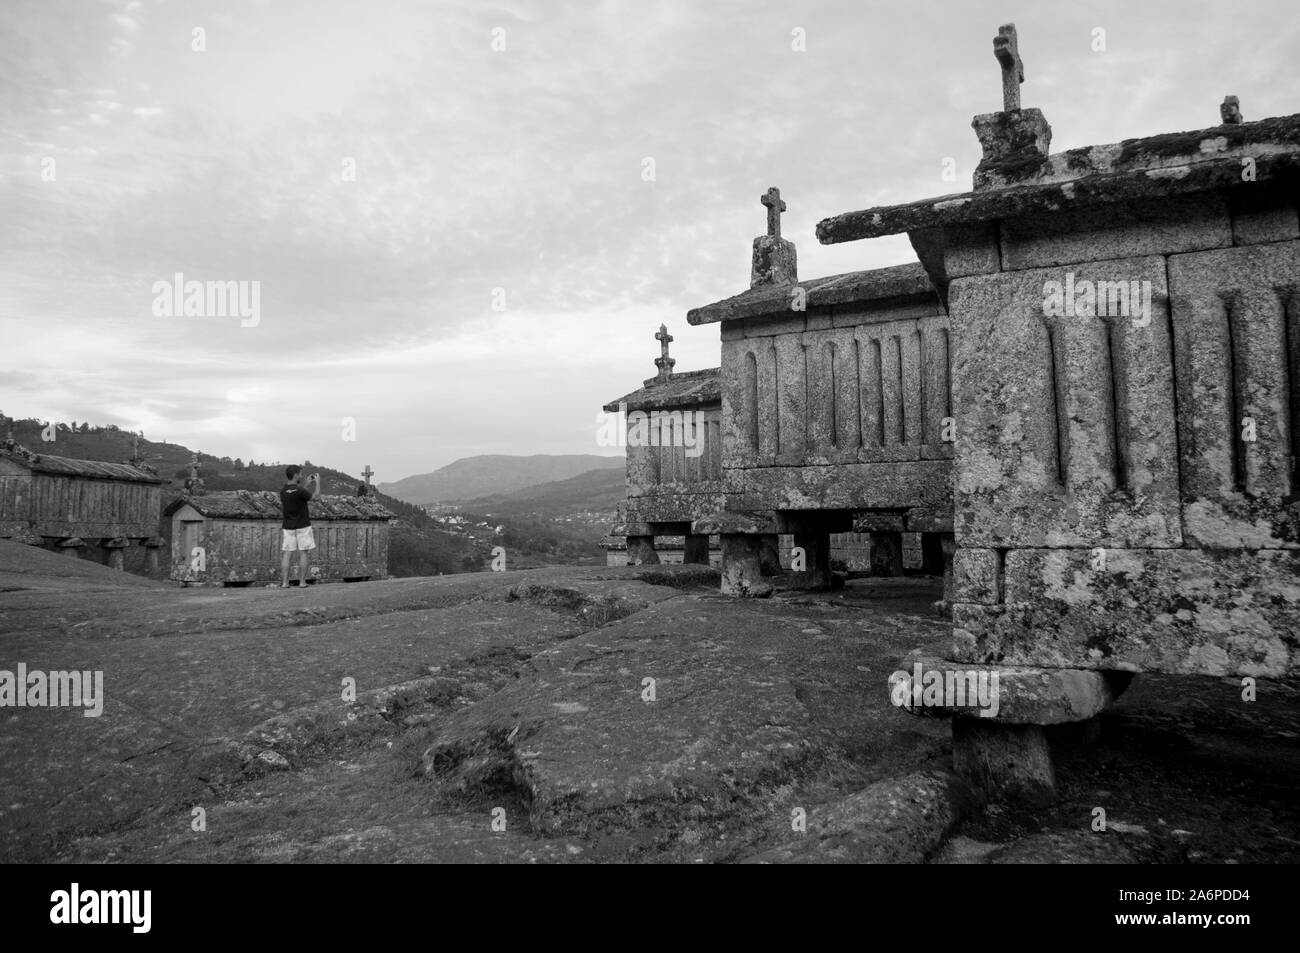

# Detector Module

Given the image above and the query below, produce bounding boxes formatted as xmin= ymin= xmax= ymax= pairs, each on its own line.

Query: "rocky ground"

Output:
xmin=1 ymin=539 xmax=1296 ymax=863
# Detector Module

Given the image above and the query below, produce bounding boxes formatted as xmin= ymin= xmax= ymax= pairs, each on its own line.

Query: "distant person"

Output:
xmin=280 ymin=465 xmax=319 ymax=587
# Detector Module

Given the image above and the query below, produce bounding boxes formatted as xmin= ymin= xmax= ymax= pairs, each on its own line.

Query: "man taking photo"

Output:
xmin=280 ymin=465 xmax=319 ymax=587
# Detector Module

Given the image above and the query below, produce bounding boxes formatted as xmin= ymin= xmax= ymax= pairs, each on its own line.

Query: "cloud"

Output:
xmin=1 ymin=0 xmax=1297 ymax=476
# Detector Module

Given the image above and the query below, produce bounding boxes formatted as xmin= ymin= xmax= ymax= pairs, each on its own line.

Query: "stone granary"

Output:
xmin=165 ymin=489 xmax=395 ymax=585
xmin=0 ymin=427 xmax=165 ymax=573
xmin=600 ymin=328 xmax=935 ymax=575
xmin=686 ymin=189 xmax=955 ymax=597
xmin=601 ymin=324 xmax=726 ymax=566
xmin=689 ymin=24 xmax=1300 ymax=801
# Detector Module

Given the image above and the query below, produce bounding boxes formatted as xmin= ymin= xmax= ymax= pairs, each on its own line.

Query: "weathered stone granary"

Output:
xmin=685 ymin=189 xmax=954 ymax=596
xmin=0 ymin=431 xmax=165 ymax=572
xmin=601 ymin=324 xmax=726 ymax=566
xmin=165 ymin=490 xmax=394 ymax=585
xmin=687 ymin=23 xmax=1300 ymax=801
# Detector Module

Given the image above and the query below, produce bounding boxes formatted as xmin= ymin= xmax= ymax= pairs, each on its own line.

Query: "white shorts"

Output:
xmin=281 ymin=527 xmax=316 ymax=552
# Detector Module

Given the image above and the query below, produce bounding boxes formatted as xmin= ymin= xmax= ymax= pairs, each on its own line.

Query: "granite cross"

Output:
xmin=362 ymin=464 xmax=374 ymax=487
xmin=993 ymin=23 xmax=1023 ymax=112
xmin=654 ymin=323 xmax=675 ymax=381
xmin=656 ymin=323 xmax=673 ymax=362
xmin=761 ymin=187 xmax=787 ymax=240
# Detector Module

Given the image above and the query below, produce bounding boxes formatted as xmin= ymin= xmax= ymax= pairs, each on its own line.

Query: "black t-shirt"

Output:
xmin=280 ymin=484 xmax=313 ymax=529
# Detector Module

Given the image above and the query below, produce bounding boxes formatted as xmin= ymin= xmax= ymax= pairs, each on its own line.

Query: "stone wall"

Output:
xmin=946 ymin=193 xmax=1300 ymax=678
xmin=718 ymin=303 xmax=953 ymax=526
xmin=624 ymin=405 xmax=724 ymax=496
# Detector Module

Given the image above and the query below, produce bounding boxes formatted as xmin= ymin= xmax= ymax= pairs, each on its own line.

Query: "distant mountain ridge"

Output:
xmin=380 ymin=454 xmax=624 ymax=505
xmin=459 ymin=466 xmax=626 ymax=516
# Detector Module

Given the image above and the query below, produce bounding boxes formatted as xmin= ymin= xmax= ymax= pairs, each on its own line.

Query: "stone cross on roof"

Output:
xmin=761 ymin=187 xmax=787 ymax=240
xmin=993 ymin=23 xmax=1023 ymax=111
xmin=654 ymin=323 xmax=675 ymax=382
xmin=185 ymin=451 xmax=205 ymax=495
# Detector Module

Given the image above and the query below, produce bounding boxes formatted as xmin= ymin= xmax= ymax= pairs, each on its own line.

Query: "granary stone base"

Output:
xmin=719 ymin=535 xmax=772 ymax=598
xmin=104 ymin=537 xmax=127 ymax=572
xmin=702 ymin=511 xmax=953 ymax=594
xmin=625 ymin=535 xmax=660 ymax=566
xmin=895 ymin=656 xmax=1126 ymax=804
xmin=894 ymin=656 xmax=1119 ymax=723
xmin=950 ymin=547 xmax=1300 ymax=678
xmin=144 ymin=537 xmax=164 ymax=576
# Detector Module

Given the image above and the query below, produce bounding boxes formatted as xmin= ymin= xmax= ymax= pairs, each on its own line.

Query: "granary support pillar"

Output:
xmin=719 ymin=536 xmax=771 ymax=597
xmin=852 ymin=513 xmax=908 ymax=578
xmin=143 ymin=537 xmax=165 ymax=575
xmin=694 ymin=511 xmax=777 ymax=598
xmin=625 ymin=529 xmax=660 ymax=566
xmin=952 ymin=721 xmax=1056 ymax=806
xmin=59 ymin=537 xmax=85 ymax=559
xmin=896 ymin=658 xmax=1129 ymax=805
xmin=103 ymin=537 xmax=127 ymax=571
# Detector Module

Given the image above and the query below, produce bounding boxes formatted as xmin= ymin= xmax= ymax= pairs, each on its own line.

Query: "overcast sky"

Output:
xmin=2 ymin=0 xmax=1296 ymax=481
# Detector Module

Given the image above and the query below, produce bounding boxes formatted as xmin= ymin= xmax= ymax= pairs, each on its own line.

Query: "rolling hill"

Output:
xmin=458 ymin=466 xmax=626 ymax=517
xmin=379 ymin=453 xmax=624 ymax=505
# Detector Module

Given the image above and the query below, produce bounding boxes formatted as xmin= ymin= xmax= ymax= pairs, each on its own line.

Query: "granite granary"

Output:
xmin=0 ymin=424 xmax=166 ymax=574
xmin=685 ymin=23 xmax=1299 ymax=801
xmin=681 ymin=185 xmax=955 ymax=597
xmin=601 ymin=324 xmax=726 ymax=567
xmin=166 ymin=489 xmax=395 ymax=585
